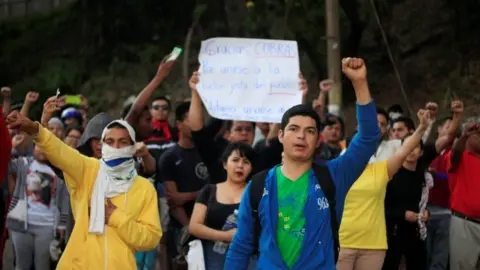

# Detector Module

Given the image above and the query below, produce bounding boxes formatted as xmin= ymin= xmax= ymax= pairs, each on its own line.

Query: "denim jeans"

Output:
xmin=426 ymin=208 xmax=450 ymax=270
xmin=202 ymin=241 xmax=257 ymax=270
xmin=135 ymin=248 xmax=158 ymax=270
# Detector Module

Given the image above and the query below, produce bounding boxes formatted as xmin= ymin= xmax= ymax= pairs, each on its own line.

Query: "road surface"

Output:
xmin=3 ymin=239 xmax=13 ymax=270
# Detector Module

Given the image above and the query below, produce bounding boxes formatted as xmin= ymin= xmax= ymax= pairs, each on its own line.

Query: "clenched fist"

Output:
xmin=6 ymin=111 xmax=38 ymax=135
xmin=425 ymin=102 xmax=438 ymax=121
xmin=319 ymin=79 xmax=334 ymax=93
xmin=417 ymin=109 xmax=430 ymax=127
xmin=342 ymin=57 xmax=367 ymax=82
xmin=134 ymin=142 xmax=149 ymax=158
xmin=25 ymin=91 xmax=39 ymax=104
xmin=451 ymin=100 xmax=464 ymax=115
xmin=1 ymin=87 xmax=11 ymax=99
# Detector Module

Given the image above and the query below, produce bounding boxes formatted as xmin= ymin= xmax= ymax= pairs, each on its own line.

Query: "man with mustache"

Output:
xmin=6 ymin=110 xmax=161 ymax=270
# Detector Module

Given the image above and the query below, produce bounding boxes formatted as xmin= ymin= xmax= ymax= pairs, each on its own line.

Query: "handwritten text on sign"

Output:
xmin=196 ymin=38 xmax=302 ymax=123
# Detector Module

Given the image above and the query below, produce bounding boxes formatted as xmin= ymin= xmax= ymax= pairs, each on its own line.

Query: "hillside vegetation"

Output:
xmin=1 ymin=0 xmax=480 ymax=129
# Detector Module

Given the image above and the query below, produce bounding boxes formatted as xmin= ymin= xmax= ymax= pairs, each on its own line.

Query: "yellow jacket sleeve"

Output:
xmin=108 ymin=185 xmax=162 ymax=251
xmin=34 ymin=124 xmax=97 ymax=190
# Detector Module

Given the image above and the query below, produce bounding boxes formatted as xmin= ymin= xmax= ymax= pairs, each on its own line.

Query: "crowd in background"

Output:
xmin=0 ymin=55 xmax=478 ymax=270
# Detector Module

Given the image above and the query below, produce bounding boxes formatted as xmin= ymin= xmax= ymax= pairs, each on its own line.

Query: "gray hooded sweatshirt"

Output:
xmin=77 ymin=113 xmax=113 ymax=157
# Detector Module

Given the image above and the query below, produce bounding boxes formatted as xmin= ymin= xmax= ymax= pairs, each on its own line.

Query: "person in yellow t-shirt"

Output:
xmin=338 ymin=109 xmax=430 ymax=270
xmin=6 ymin=111 xmax=162 ymax=270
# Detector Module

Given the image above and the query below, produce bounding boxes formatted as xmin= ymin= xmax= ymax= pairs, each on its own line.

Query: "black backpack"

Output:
xmin=249 ymin=165 xmax=340 ymax=262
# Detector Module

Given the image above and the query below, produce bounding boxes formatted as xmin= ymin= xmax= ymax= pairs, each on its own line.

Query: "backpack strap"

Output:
xmin=206 ymin=184 xmax=217 ymax=205
xmin=312 ymin=165 xmax=339 ymax=263
xmin=249 ymin=169 xmax=269 ymax=255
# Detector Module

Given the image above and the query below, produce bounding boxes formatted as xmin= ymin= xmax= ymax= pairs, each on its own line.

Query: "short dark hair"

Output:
xmin=225 ymin=120 xmax=255 ymax=131
xmin=221 ymin=142 xmax=256 ymax=164
xmin=153 ymin=96 xmax=171 ymax=107
xmin=432 ymin=115 xmax=461 ymax=139
xmin=106 ymin=122 xmax=128 ymax=131
xmin=324 ymin=114 xmax=345 ymax=139
xmin=65 ymin=126 xmax=84 ymax=137
xmin=175 ymin=101 xmax=190 ymax=122
xmin=281 ymin=104 xmax=322 ymax=132
xmin=437 ymin=116 xmax=453 ymax=127
xmin=388 ymin=104 xmax=404 ymax=114
xmin=392 ymin=116 xmax=415 ymax=131
xmin=104 ymin=122 xmax=133 ymax=144
xmin=376 ymin=106 xmax=389 ymax=121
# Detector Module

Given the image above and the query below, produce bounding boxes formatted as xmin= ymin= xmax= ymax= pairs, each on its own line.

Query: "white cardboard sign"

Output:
xmin=196 ymin=37 xmax=302 ymax=123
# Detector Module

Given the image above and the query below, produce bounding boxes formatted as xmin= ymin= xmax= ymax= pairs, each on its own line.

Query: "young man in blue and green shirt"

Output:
xmin=225 ymin=57 xmax=381 ymax=269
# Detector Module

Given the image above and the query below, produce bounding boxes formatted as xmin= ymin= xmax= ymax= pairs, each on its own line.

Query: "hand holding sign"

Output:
xmin=299 ymin=73 xmax=308 ymax=98
xmin=189 ymin=71 xmax=200 ymax=91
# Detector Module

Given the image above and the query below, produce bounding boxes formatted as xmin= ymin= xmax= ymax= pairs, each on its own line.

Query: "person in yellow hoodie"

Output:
xmin=5 ymin=110 xmax=162 ymax=270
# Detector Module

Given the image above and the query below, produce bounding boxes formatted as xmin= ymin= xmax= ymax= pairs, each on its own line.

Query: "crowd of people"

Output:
xmin=0 ymin=54 xmax=478 ymax=270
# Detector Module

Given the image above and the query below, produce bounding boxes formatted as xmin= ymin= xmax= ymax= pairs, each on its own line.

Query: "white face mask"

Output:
xmin=89 ymin=119 xmax=138 ymax=234
xmin=101 ymin=143 xmax=135 ymax=163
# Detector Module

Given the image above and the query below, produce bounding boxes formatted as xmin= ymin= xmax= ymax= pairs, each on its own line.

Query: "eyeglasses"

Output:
xmin=152 ymin=105 xmax=169 ymax=111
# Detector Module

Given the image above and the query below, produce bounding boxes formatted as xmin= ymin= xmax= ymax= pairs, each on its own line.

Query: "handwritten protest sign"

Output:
xmin=196 ymin=37 xmax=302 ymax=123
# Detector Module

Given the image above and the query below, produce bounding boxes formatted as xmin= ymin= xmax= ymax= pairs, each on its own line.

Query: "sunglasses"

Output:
xmin=152 ymin=105 xmax=169 ymax=111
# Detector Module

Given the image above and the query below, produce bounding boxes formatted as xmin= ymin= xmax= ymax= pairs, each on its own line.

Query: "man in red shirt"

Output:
xmin=0 ymin=105 xmax=12 ymax=268
xmin=427 ymin=116 xmax=458 ymax=270
xmin=0 ymin=106 xmax=11 ymax=186
xmin=449 ymin=121 xmax=480 ymax=270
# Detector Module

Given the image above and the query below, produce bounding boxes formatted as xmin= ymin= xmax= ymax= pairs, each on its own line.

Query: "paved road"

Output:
xmin=3 ymin=240 xmax=13 ymax=270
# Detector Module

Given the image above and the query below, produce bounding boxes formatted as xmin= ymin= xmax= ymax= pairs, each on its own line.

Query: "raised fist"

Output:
xmin=1 ymin=87 xmax=11 ymax=99
xmin=417 ymin=109 xmax=430 ymax=127
xmin=451 ymin=100 xmax=464 ymax=115
xmin=425 ymin=102 xmax=438 ymax=116
xmin=25 ymin=91 xmax=39 ymax=103
xmin=342 ymin=57 xmax=367 ymax=82
xmin=134 ymin=142 xmax=149 ymax=158
xmin=6 ymin=111 xmax=38 ymax=135
xmin=319 ymin=79 xmax=334 ymax=93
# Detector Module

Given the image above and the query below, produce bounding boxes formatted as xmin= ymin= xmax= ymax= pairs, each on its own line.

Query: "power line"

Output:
xmin=368 ymin=0 xmax=414 ymax=117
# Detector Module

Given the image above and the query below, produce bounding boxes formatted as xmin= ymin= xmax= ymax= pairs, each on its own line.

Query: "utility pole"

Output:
xmin=325 ymin=0 xmax=342 ymax=116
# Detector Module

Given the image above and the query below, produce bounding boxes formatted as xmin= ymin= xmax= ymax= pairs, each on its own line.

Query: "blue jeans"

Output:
xmin=426 ymin=208 xmax=450 ymax=270
xmin=135 ymin=248 xmax=157 ymax=270
xmin=202 ymin=241 xmax=257 ymax=270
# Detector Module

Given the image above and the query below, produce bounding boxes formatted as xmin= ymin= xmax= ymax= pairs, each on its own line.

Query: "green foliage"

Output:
xmin=1 ymin=0 xmax=480 ymax=124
